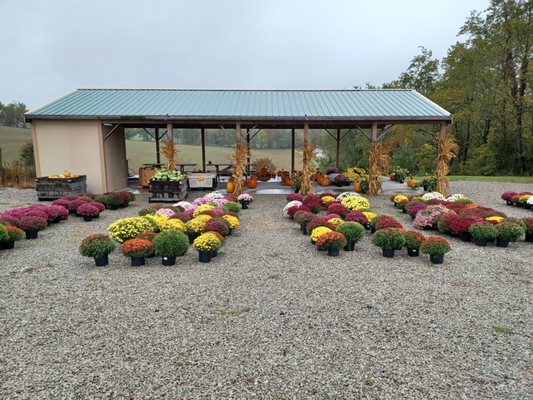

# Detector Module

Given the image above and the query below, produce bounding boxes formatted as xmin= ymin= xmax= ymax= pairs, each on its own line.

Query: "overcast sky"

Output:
xmin=1 ymin=0 xmax=489 ymax=109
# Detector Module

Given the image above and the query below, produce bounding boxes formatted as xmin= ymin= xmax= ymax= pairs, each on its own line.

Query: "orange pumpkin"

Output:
xmin=226 ymin=180 xmax=235 ymax=193
xmin=389 ymin=173 xmax=396 ymax=181
xmin=247 ymin=176 xmax=257 ymax=189
xmin=318 ymin=176 xmax=330 ymax=186
xmin=407 ymin=178 xmax=417 ymax=188
xmin=354 ymin=181 xmax=362 ymax=193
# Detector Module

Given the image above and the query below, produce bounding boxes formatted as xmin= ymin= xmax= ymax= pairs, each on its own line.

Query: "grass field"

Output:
xmin=447 ymin=175 xmax=533 ymax=183
xmin=0 ymin=125 xmax=31 ymax=161
xmin=126 ymin=140 xmax=302 ymax=172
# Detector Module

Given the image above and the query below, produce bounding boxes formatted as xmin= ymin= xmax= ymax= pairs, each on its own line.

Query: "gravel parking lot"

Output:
xmin=1 ymin=181 xmax=532 ymax=399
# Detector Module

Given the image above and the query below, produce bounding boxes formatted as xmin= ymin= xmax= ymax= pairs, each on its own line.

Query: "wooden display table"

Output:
xmin=148 ymin=180 xmax=187 ymax=203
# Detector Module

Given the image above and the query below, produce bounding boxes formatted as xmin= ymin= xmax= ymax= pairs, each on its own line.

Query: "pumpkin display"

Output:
xmin=317 ymin=176 xmax=330 ymax=186
xmin=407 ymin=178 xmax=417 ymax=188
xmin=247 ymin=175 xmax=257 ymax=189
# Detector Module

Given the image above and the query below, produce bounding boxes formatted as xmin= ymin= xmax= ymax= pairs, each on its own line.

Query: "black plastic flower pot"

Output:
xmin=327 ymin=248 xmax=340 ymax=257
xmin=83 ymin=216 xmax=93 ymax=222
xmin=109 ymin=205 xmax=119 ymax=210
xmin=94 ymin=255 xmax=109 ymax=267
xmin=370 ymin=226 xmax=376 ymax=234
xmin=407 ymin=247 xmax=419 ymax=257
xmin=188 ymin=233 xmax=199 ymax=244
xmin=382 ymin=248 xmax=395 ymax=258
xmin=53 ymin=216 xmax=62 ymax=224
xmin=363 ymin=223 xmax=370 ymax=231
xmin=496 ymin=238 xmax=509 ymax=248
xmin=130 ymin=256 xmax=145 ymax=266
xmin=459 ymin=232 xmax=472 ymax=242
xmin=240 ymin=201 xmax=249 ymax=209
xmin=506 ymin=200 xmax=513 ymax=206
xmin=1 ymin=240 xmax=15 ymax=250
xmin=429 ymin=254 xmax=444 ymax=264
xmin=474 ymin=238 xmax=488 ymax=247
xmin=526 ymin=232 xmax=533 ymax=242
xmin=25 ymin=230 xmax=38 ymax=240
xmin=344 ymin=241 xmax=355 ymax=251
xmin=162 ymin=256 xmax=176 ymax=266
xmin=198 ymin=251 xmax=212 ymax=263
xmin=227 ymin=228 xmax=233 ymax=236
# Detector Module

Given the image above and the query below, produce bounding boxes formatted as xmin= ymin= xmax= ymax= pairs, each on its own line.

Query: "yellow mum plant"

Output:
xmin=321 ymin=196 xmax=336 ymax=203
xmin=327 ymin=218 xmax=344 ymax=227
xmin=108 ymin=217 xmax=155 ymax=243
xmin=362 ymin=211 xmax=378 ymax=221
xmin=485 ymin=216 xmax=504 ymax=223
xmin=193 ymin=233 xmax=222 ymax=252
xmin=393 ymin=194 xmax=409 ymax=203
xmin=159 ymin=218 xmax=186 ymax=232
xmin=222 ymin=215 xmax=240 ymax=229
xmin=185 ymin=218 xmax=207 ymax=235
xmin=193 ymin=204 xmax=215 ymax=217
xmin=310 ymin=226 xmax=332 ymax=242
xmin=195 ymin=214 xmax=213 ymax=223
xmin=341 ymin=196 xmax=370 ymax=210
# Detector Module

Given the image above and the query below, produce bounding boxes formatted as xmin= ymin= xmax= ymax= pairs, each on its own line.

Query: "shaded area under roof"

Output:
xmin=25 ymin=89 xmax=452 ymax=129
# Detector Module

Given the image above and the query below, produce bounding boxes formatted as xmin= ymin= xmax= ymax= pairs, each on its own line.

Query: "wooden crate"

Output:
xmin=35 ymin=175 xmax=87 ymax=200
xmin=187 ymin=173 xmax=217 ymax=189
xmin=148 ymin=180 xmax=187 ymax=203
xmin=139 ymin=166 xmax=157 ymax=187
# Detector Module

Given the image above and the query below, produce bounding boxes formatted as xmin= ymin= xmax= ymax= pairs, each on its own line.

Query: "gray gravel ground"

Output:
xmin=1 ymin=181 xmax=532 ymax=399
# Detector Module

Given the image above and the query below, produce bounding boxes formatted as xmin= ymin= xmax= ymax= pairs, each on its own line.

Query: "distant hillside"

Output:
xmin=0 ymin=125 xmax=31 ymax=161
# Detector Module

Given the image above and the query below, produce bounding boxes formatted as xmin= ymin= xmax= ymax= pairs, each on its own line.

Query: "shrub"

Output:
xmin=316 ymin=231 xmax=347 ymax=250
xmin=496 ymin=222 xmax=525 ymax=242
xmin=336 ymin=222 xmax=365 ymax=243
xmin=4 ymin=226 xmax=24 ymax=241
xmin=80 ymin=234 xmax=116 ymax=259
xmin=371 ymin=228 xmax=406 ymax=249
xmin=0 ymin=225 xmax=8 ymax=242
xmin=108 ymin=217 xmax=155 ymax=243
xmin=77 ymin=203 xmax=100 ymax=217
xmin=18 ymin=215 xmax=47 ymax=232
xmin=403 ymin=230 xmax=426 ymax=250
xmin=153 ymin=230 xmax=189 ymax=257
xmin=468 ymin=222 xmax=499 ymax=241
xmin=121 ymin=238 xmax=154 ymax=258
xmin=420 ymin=237 xmax=451 ymax=255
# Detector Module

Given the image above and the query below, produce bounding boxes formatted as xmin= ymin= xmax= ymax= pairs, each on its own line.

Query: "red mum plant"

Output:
xmin=306 ymin=218 xmax=335 ymax=232
xmin=205 ymin=219 xmax=230 ymax=237
xmin=345 ymin=210 xmax=368 ymax=225
xmin=437 ymin=212 xmax=459 ymax=234
xmin=403 ymin=230 xmax=426 ymax=250
xmin=286 ymin=193 xmax=304 ymax=202
xmin=18 ymin=215 xmax=48 ymax=232
xmin=316 ymin=231 xmax=347 ymax=251
xmin=449 ymin=214 xmax=484 ymax=235
xmin=294 ymin=212 xmax=316 ymax=231
xmin=302 ymin=196 xmax=322 ymax=213
xmin=77 ymin=203 xmax=101 ymax=218
xmin=407 ymin=203 xmax=427 ymax=219
xmin=501 ymin=191 xmax=516 ymax=202
xmin=51 ymin=199 xmax=70 ymax=209
xmin=420 ymin=236 xmax=451 ymax=256
xmin=523 ymin=218 xmax=533 ymax=234
xmin=68 ymin=198 xmax=88 ymax=213
xmin=136 ymin=231 xmax=157 ymax=242
xmin=323 ymin=213 xmax=342 ymax=221
xmin=327 ymin=203 xmax=349 ymax=218
xmin=375 ymin=216 xmax=403 ymax=231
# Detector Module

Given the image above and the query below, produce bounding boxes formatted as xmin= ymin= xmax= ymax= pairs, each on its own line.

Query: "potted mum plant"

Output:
xmin=496 ymin=221 xmax=525 ymax=247
xmin=403 ymin=230 xmax=425 ymax=257
xmin=316 ymin=231 xmax=347 ymax=257
xmin=121 ymin=238 xmax=154 ymax=266
xmin=0 ymin=225 xmax=8 ymax=249
xmin=420 ymin=236 xmax=451 ymax=264
xmin=18 ymin=215 xmax=48 ymax=239
xmin=371 ymin=228 xmax=406 ymax=258
xmin=79 ymin=234 xmax=116 ymax=266
xmin=468 ymin=222 xmax=499 ymax=247
xmin=336 ymin=222 xmax=365 ymax=251
xmin=0 ymin=225 xmax=25 ymax=249
xmin=77 ymin=203 xmax=100 ymax=222
xmin=153 ymin=229 xmax=189 ymax=266
xmin=193 ymin=233 xmax=222 ymax=263
xmin=237 ymin=193 xmax=253 ymax=209
xmin=523 ymin=218 xmax=533 ymax=242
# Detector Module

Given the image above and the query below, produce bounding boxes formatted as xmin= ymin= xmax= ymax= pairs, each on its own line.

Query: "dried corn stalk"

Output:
xmin=230 ymin=142 xmax=248 ymax=196
xmin=367 ymin=143 xmax=389 ymax=195
xmin=160 ymin=138 xmax=178 ymax=170
xmin=300 ymin=131 xmax=315 ymax=196
xmin=435 ymin=131 xmax=459 ymax=196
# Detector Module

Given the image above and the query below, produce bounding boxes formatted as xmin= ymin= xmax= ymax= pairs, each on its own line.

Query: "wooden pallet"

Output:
xmin=148 ymin=180 xmax=188 ymax=203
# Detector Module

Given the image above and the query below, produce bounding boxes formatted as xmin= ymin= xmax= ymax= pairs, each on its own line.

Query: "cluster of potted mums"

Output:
xmin=501 ymin=191 xmax=533 ymax=210
xmin=283 ymin=192 xmax=450 ymax=264
xmin=51 ymin=191 xmax=134 ymax=221
xmin=390 ymin=192 xmax=532 ymax=247
xmin=79 ymin=191 xmax=252 ymax=266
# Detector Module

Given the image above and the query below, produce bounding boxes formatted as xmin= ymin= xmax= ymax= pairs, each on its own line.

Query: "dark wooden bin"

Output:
xmin=36 ymin=175 xmax=87 ymax=201
xmin=148 ymin=180 xmax=187 ymax=203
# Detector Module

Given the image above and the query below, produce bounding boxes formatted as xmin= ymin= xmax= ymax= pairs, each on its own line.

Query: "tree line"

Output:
xmin=0 ymin=102 xmax=28 ymax=128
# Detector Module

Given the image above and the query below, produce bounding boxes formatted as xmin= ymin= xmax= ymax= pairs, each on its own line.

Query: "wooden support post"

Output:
xmin=335 ymin=128 xmax=341 ymax=169
xmin=201 ymin=128 xmax=206 ymax=172
xmin=167 ymin=123 xmax=173 ymax=142
xmin=368 ymin=122 xmax=379 ymax=196
xmin=236 ymin=122 xmax=241 ymax=144
xmin=291 ymin=128 xmax=295 ymax=172
xmin=436 ymin=122 xmax=448 ymax=195
xmin=246 ymin=129 xmax=251 ymax=176
xmin=155 ymin=128 xmax=160 ymax=164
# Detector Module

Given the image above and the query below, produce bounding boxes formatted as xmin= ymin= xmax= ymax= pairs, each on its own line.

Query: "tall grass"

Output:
xmin=1 ymin=161 xmax=35 ymax=188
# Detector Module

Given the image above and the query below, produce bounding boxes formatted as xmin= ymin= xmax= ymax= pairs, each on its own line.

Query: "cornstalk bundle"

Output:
xmin=435 ymin=131 xmax=459 ymax=196
xmin=368 ymin=143 xmax=389 ymax=195
xmin=231 ymin=143 xmax=248 ymax=196
xmin=160 ymin=138 xmax=177 ymax=170
xmin=300 ymin=132 xmax=315 ymax=196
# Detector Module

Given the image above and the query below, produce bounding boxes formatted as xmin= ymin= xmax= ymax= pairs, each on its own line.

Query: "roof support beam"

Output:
xmin=103 ymin=123 xmax=120 ymax=141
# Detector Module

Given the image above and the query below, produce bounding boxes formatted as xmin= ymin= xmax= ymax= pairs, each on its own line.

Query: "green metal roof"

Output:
xmin=26 ymin=89 xmax=451 ymax=123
